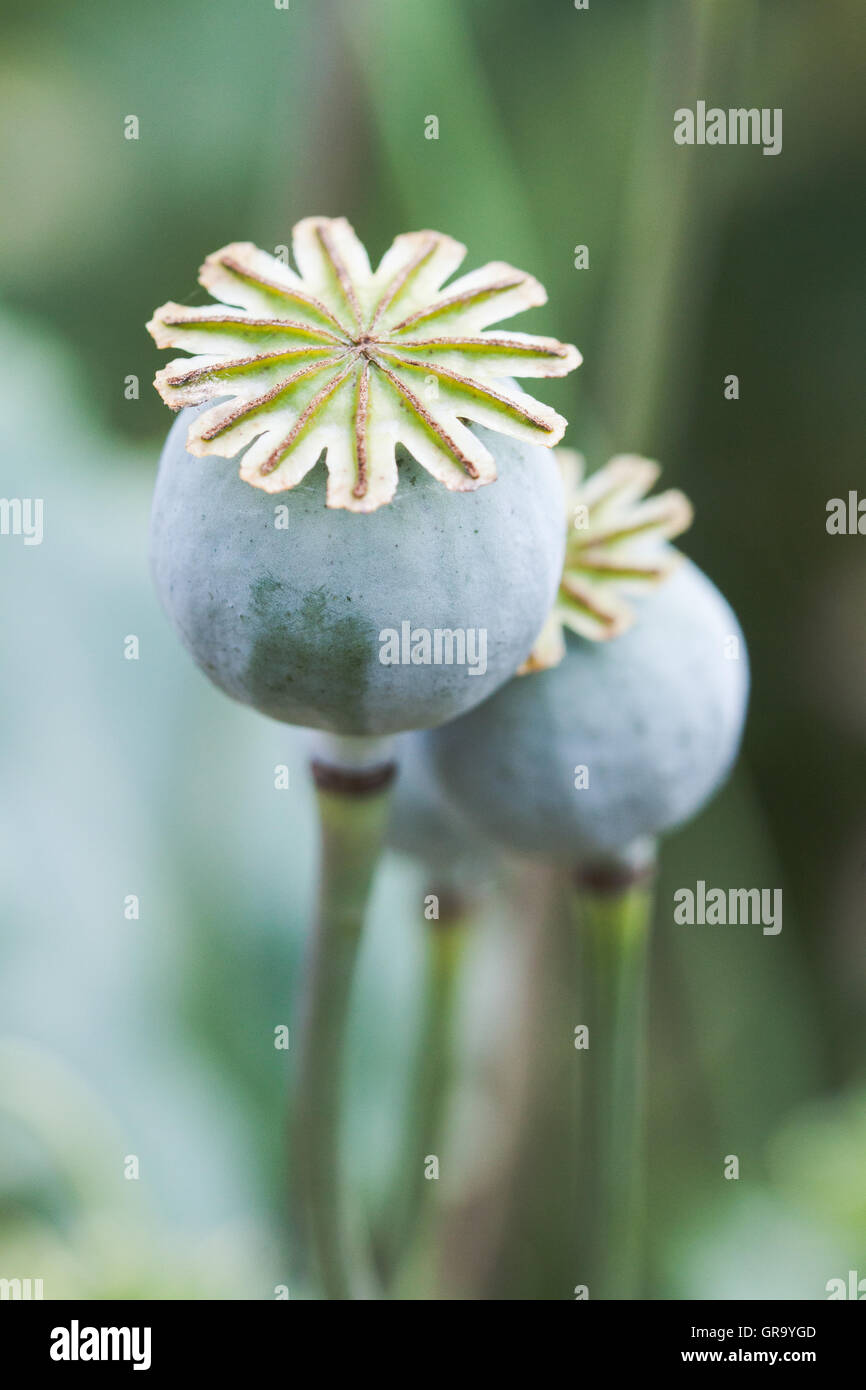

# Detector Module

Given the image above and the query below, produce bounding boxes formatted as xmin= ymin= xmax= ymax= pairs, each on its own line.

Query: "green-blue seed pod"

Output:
xmin=150 ymin=408 xmax=565 ymax=736
xmin=427 ymin=562 xmax=749 ymax=858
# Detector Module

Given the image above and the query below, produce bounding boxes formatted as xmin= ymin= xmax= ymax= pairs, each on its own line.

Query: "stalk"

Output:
xmin=598 ymin=0 xmax=719 ymax=451
xmin=382 ymin=891 xmax=468 ymax=1293
xmin=452 ymin=862 xmax=581 ymax=1300
xmin=291 ymin=736 xmax=396 ymax=1300
xmin=574 ymin=853 xmax=656 ymax=1300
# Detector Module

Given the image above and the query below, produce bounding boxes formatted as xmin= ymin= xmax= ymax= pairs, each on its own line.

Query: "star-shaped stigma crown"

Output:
xmin=521 ymin=451 xmax=694 ymax=671
xmin=147 ymin=216 xmax=581 ymax=512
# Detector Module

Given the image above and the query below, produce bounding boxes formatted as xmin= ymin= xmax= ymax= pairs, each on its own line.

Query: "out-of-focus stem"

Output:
xmin=599 ymin=0 xmax=718 ymax=451
xmin=574 ymin=856 xmax=656 ymax=1300
xmin=292 ymin=744 xmax=396 ymax=1300
xmin=448 ymin=861 xmax=580 ymax=1300
xmin=384 ymin=892 xmax=468 ymax=1292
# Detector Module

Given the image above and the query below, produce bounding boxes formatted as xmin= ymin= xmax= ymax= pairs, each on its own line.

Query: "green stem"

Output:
xmin=292 ymin=748 xmax=395 ymax=1300
xmin=598 ymin=0 xmax=718 ymax=452
xmin=462 ymin=862 xmax=581 ymax=1300
xmin=575 ymin=863 xmax=655 ymax=1300
xmin=383 ymin=896 xmax=468 ymax=1293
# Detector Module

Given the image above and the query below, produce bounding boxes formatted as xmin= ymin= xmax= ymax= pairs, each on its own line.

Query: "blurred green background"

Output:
xmin=0 ymin=0 xmax=864 ymax=1299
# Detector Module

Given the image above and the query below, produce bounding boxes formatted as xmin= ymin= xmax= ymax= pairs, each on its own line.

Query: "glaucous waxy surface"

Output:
xmin=150 ymin=407 xmax=566 ymax=735
xmin=427 ymin=562 xmax=749 ymax=856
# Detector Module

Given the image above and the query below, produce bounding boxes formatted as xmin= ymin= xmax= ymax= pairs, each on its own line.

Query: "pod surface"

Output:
xmin=428 ymin=561 xmax=749 ymax=856
xmin=150 ymin=408 xmax=565 ymax=734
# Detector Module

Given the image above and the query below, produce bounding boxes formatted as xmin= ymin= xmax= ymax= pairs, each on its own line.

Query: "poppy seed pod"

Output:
xmin=426 ymin=561 xmax=749 ymax=858
xmin=150 ymin=408 xmax=566 ymax=734
xmin=147 ymin=218 xmax=580 ymax=737
xmin=145 ymin=219 xmax=583 ymax=1302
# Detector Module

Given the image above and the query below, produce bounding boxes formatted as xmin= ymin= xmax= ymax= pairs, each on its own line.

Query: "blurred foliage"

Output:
xmin=0 ymin=0 xmax=863 ymax=1298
